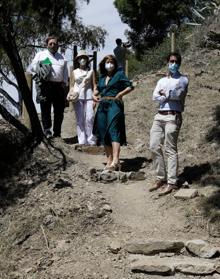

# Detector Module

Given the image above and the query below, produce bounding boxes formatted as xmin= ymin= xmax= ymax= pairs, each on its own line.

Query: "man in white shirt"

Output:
xmin=30 ymin=35 xmax=68 ymax=138
xmin=149 ymin=52 xmax=189 ymax=195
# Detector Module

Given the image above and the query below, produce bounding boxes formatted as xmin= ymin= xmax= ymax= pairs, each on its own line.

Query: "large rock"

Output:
xmin=214 ymin=263 xmax=220 ymax=274
xmin=125 ymin=240 xmax=184 ymax=255
xmin=131 ymin=261 xmax=173 ymax=275
xmin=174 ymin=189 xmax=198 ymax=199
xmin=127 ymin=171 xmax=146 ymax=181
xmin=186 ymin=239 xmax=219 ymax=258
xmin=175 ymin=263 xmax=215 ymax=275
xmin=100 ymin=170 xmax=117 ymax=182
xmin=129 ymin=254 xmax=217 ymax=276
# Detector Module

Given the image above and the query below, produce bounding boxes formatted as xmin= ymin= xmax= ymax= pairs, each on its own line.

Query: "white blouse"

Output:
xmin=72 ymin=68 xmax=93 ymax=100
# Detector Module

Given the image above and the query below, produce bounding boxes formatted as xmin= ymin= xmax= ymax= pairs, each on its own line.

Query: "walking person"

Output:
xmin=30 ymin=35 xmax=68 ymax=138
xmin=70 ymin=50 xmax=96 ymax=145
xmin=93 ymin=54 xmax=133 ymax=171
xmin=149 ymin=52 xmax=189 ymax=195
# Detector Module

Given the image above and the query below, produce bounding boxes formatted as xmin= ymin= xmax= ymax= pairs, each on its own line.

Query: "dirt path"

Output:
xmin=1 ymin=52 xmax=220 ymax=278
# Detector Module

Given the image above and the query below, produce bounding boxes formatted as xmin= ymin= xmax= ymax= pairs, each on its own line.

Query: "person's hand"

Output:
xmin=93 ymin=101 xmax=97 ymax=110
xmin=159 ymin=89 xmax=166 ymax=96
xmin=93 ymin=94 xmax=100 ymax=103
xmin=115 ymin=93 xmax=123 ymax=100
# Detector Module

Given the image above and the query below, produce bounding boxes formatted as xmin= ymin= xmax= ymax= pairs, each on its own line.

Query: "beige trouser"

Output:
xmin=149 ymin=113 xmax=182 ymax=185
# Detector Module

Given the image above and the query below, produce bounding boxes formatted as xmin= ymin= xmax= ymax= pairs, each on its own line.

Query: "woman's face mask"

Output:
xmin=105 ymin=62 xmax=115 ymax=72
xmin=79 ymin=58 xmax=87 ymax=66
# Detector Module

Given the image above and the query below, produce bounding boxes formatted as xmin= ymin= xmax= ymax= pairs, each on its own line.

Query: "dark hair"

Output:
xmin=99 ymin=55 xmax=118 ymax=76
xmin=166 ymin=52 xmax=182 ymax=65
xmin=116 ymin=38 xmax=122 ymax=45
xmin=46 ymin=35 xmax=58 ymax=45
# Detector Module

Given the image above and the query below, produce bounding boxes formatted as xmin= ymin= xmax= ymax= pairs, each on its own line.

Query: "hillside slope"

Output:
xmin=0 ymin=17 xmax=220 ymax=279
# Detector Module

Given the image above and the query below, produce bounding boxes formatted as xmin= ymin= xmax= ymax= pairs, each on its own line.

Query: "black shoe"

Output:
xmin=45 ymin=131 xmax=52 ymax=139
xmin=53 ymin=133 xmax=61 ymax=138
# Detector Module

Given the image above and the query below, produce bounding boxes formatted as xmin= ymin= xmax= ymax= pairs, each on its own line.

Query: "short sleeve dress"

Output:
xmin=93 ymin=70 xmax=133 ymax=146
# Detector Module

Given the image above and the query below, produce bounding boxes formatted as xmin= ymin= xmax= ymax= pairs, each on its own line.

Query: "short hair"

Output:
xmin=166 ymin=52 xmax=182 ymax=65
xmin=46 ymin=35 xmax=58 ymax=45
xmin=99 ymin=55 xmax=118 ymax=76
xmin=116 ymin=38 xmax=122 ymax=45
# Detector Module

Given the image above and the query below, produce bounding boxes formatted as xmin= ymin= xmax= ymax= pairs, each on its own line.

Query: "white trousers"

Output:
xmin=74 ymin=100 xmax=96 ymax=145
xmin=149 ymin=113 xmax=182 ymax=185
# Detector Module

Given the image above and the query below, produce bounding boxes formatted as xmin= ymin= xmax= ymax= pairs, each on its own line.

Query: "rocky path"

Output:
xmin=55 ymin=53 xmax=220 ymax=277
xmin=1 ymin=48 xmax=220 ymax=278
xmin=54 ymin=105 xmax=220 ymax=278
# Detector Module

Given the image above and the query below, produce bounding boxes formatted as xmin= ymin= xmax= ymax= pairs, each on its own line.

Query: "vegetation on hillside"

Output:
xmin=114 ymin=0 xmax=220 ymax=54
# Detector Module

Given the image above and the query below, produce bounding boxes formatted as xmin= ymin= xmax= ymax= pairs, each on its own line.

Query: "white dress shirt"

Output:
xmin=30 ymin=49 xmax=68 ymax=85
xmin=153 ymin=72 xmax=189 ymax=112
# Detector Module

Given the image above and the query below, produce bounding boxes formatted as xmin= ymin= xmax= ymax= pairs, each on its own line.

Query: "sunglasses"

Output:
xmin=48 ymin=42 xmax=58 ymax=46
xmin=169 ymin=60 xmax=178 ymax=63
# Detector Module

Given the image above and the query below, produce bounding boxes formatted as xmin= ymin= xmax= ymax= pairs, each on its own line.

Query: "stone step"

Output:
xmin=129 ymin=254 xmax=219 ymax=276
xmin=124 ymin=240 xmax=184 ymax=255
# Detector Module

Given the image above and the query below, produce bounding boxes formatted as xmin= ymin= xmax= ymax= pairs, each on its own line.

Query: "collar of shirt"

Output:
xmin=169 ymin=71 xmax=181 ymax=79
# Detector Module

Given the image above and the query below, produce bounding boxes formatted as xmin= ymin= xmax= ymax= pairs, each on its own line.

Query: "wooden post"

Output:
xmin=73 ymin=45 xmax=77 ymax=69
xmin=69 ymin=65 xmax=73 ymax=87
xmin=68 ymin=65 xmax=74 ymax=111
xmin=171 ymin=32 xmax=175 ymax=52
xmin=169 ymin=24 xmax=178 ymax=52
xmin=125 ymin=59 xmax=129 ymax=77
xmin=93 ymin=51 xmax=97 ymax=74
xmin=22 ymin=73 xmax=32 ymax=129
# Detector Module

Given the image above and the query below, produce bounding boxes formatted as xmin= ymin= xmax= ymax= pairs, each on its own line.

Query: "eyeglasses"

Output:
xmin=169 ymin=60 xmax=178 ymax=63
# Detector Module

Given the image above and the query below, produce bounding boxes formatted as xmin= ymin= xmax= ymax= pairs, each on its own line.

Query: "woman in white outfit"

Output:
xmin=71 ymin=50 xmax=96 ymax=145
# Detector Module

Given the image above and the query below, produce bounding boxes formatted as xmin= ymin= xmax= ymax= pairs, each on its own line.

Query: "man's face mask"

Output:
xmin=168 ymin=58 xmax=180 ymax=74
xmin=47 ymin=40 xmax=58 ymax=54
xmin=105 ymin=62 xmax=115 ymax=72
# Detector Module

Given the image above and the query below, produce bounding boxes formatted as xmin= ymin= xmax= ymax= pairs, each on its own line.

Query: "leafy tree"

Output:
xmin=114 ymin=0 xmax=219 ymax=54
xmin=0 ymin=0 xmax=107 ymax=144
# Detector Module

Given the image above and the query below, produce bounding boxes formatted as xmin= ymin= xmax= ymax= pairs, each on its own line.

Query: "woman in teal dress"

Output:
xmin=93 ymin=55 xmax=134 ymax=171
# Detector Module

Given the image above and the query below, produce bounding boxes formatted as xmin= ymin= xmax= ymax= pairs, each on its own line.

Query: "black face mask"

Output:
xmin=47 ymin=42 xmax=58 ymax=54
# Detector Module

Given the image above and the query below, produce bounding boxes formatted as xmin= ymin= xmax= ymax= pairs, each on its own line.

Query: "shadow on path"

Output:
xmin=63 ymin=136 xmax=78 ymax=145
xmin=179 ymin=162 xmax=211 ymax=184
xmin=121 ymin=157 xmax=152 ymax=172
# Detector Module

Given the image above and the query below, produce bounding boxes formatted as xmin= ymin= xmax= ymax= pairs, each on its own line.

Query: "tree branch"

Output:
xmin=0 ymin=88 xmax=19 ymax=110
xmin=0 ymin=68 xmax=19 ymax=91
xmin=0 ymin=103 xmax=31 ymax=137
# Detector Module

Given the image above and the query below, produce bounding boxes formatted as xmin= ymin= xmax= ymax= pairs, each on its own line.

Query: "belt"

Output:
xmin=158 ymin=110 xmax=180 ymax=115
xmin=101 ymin=96 xmax=116 ymax=100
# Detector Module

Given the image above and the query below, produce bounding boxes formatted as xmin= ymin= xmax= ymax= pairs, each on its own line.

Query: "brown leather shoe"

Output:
xmin=149 ymin=180 xmax=166 ymax=192
xmin=158 ymin=184 xmax=178 ymax=196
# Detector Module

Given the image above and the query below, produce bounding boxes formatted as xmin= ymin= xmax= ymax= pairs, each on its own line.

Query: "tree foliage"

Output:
xmin=0 ymin=0 xmax=107 ymax=143
xmin=114 ymin=0 xmax=219 ymax=53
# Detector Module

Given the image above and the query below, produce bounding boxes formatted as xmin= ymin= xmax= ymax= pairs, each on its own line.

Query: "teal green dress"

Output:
xmin=93 ymin=70 xmax=133 ymax=146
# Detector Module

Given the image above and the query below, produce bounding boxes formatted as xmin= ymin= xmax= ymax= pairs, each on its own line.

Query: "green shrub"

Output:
xmin=127 ymin=25 xmax=192 ymax=78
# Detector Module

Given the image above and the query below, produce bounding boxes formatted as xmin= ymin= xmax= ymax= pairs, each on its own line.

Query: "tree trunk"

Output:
xmin=0 ymin=31 xmax=44 ymax=144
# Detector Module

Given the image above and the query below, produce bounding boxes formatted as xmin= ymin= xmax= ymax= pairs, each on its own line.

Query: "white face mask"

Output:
xmin=79 ymin=58 xmax=87 ymax=66
xmin=105 ymin=62 xmax=115 ymax=71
